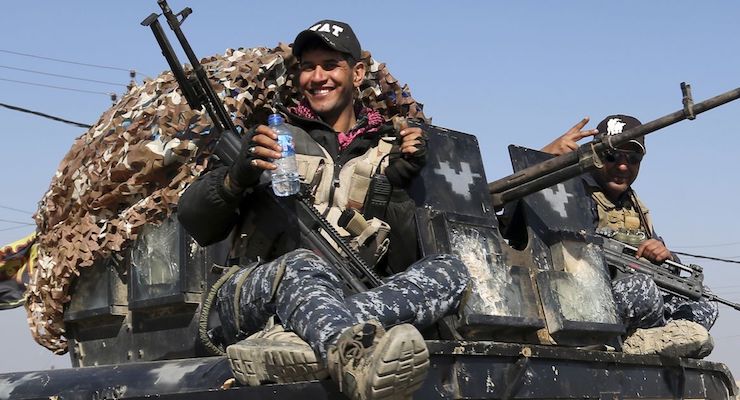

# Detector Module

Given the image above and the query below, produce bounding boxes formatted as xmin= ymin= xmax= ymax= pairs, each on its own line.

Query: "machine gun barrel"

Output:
xmin=156 ymin=0 xmax=237 ymax=136
xmin=141 ymin=14 xmax=203 ymax=113
xmin=488 ymin=85 xmax=740 ymax=208
xmin=141 ymin=0 xmax=238 ymax=143
xmin=702 ymin=292 xmax=740 ymax=311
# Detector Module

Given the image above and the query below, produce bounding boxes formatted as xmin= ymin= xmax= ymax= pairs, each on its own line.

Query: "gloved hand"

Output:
xmin=226 ymin=125 xmax=282 ymax=193
xmin=385 ymin=125 xmax=427 ymax=188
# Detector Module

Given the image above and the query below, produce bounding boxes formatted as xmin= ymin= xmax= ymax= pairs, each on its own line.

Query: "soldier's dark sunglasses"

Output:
xmin=603 ymin=150 xmax=643 ymax=165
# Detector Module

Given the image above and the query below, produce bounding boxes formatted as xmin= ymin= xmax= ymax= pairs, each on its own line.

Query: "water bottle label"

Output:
xmin=278 ymin=134 xmax=295 ymax=157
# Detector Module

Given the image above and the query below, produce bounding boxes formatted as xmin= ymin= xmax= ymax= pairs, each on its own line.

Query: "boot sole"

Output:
xmin=227 ymin=338 xmax=329 ymax=386
xmin=363 ymin=324 xmax=430 ymax=400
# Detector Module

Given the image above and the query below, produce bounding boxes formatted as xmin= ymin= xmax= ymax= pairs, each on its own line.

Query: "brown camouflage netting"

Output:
xmin=26 ymin=43 xmax=428 ymax=354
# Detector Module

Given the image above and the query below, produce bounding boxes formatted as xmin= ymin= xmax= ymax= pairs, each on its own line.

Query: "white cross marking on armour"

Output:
xmin=542 ymin=184 xmax=574 ymax=218
xmin=434 ymin=161 xmax=481 ymax=201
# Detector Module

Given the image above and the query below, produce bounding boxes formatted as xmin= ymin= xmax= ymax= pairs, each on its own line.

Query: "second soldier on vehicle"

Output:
xmin=543 ymin=114 xmax=718 ymax=358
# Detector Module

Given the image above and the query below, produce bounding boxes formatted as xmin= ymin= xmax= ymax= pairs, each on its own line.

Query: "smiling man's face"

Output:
xmin=298 ymin=47 xmax=364 ymax=124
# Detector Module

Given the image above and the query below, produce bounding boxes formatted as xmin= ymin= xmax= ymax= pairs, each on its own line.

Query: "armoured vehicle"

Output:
xmin=0 ymin=2 xmax=739 ymax=399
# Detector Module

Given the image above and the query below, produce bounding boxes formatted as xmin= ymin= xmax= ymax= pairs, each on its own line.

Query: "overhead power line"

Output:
xmin=0 ymin=205 xmax=33 ymax=215
xmin=0 ymin=217 xmax=35 ymax=233
xmin=0 ymin=225 xmax=34 ymax=233
xmin=0 ymin=49 xmax=131 ymax=72
xmin=672 ymin=241 xmax=740 ymax=249
xmin=714 ymin=289 xmax=740 ymax=296
xmin=0 ymin=77 xmax=113 ymax=97
xmin=0 ymin=65 xmax=127 ymax=87
xmin=0 ymin=102 xmax=92 ymax=128
xmin=673 ymin=251 xmax=740 ymax=264
xmin=710 ymin=284 xmax=740 ymax=290
xmin=714 ymin=332 xmax=740 ymax=340
xmin=0 ymin=218 xmax=34 ymax=225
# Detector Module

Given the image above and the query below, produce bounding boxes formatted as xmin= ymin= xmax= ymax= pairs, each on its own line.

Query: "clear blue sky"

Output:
xmin=1 ymin=1 xmax=739 ymax=375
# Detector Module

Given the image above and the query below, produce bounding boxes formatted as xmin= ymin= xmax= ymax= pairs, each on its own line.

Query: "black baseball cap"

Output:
xmin=292 ymin=20 xmax=362 ymax=61
xmin=596 ymin=114 xmax=646 ymax=154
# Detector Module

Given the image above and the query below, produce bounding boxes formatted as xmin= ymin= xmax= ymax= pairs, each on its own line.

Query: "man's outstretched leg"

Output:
xmin=344 ymin=254 xmax=469 ymax=330
xmin=663 ymin=292 xmax=719 ymax=331
xmin=323 ymin=254 xmax=468 ymax=399
xmin=611 ymin=274 xmax=665 ymax=330
xmin=221 ymin=249 xmax=468 ymax=399
xmin=612 ymin=274 xmax=717 ymax=358
xmin=623 ymin=292 xmax=718 ymax=359
xmin=218 ymin=249 xmax=346 ymax=385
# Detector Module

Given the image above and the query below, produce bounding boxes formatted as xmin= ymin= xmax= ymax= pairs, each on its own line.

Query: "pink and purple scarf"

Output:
xmin=290 ymin=100 xmax=384 ymax=151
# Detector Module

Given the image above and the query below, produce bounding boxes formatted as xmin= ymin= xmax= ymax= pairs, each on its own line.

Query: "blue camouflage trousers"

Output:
xmin=216 ymin=249 xmax=469 ymax=361
xmin=611 ymin=274 xmax=719 ymax=331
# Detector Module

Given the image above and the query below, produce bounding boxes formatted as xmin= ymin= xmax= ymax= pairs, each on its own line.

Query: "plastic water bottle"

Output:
xmin=268 ymin=114 xmax=300 ymax=196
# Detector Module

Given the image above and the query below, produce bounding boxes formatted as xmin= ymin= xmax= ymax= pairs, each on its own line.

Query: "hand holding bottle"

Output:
xmin=267 ymin=114 xmax=300 ymax=196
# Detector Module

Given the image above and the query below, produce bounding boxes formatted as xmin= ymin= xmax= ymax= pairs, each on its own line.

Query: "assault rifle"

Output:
xmin=488 ymin=83 xmax=740 ymax=208
xmin=142 ymin=1 xmax=382 ymax=293
xmin=599 ymin=232 xmax=740 ymax=311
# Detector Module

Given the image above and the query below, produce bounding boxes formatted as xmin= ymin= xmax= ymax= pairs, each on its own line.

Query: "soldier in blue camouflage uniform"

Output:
xmin=178 ymin=20 xmax=468 ymax=399
xmin=543 ymin=114 xmax=717 ymax=357
xmin=217 ymin=249 xmax=466 ymax=361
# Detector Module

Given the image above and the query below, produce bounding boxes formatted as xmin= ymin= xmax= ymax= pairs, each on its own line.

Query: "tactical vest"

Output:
xmin=233 ymin=124 xmax=394 ymax=265
xmin=592 ymin=189 xmax=654 ymax=239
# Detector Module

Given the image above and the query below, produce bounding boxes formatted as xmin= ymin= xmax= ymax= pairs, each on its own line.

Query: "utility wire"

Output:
xmin=715 ymin=333 xmax=740 ymax=340
xmin=0 ymin=49 xmax=131 ymax=72
xmin=0 ymin=225 xmax=34 ymax=233
xmin=0 ymin=218 xmax=33 ymax=225
xmin=0 ymin=102 xmax=92 ymax=129
xmin=0 ymin=78 xmax=112 ymax=96
xmin=713 ymin=289 xmax=740 ymax=296
xmin=0 ymin=65 xmax=127 ymax=87
xmin=710 ymin=284 xmax=740 ymax=290
xmin=672 ymin=241 xmax=740 ymax=249
xmin=0 ymin=205 xmax=33 ymax=215
xmin=673 ymin=251 xmax=740 ymax=264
